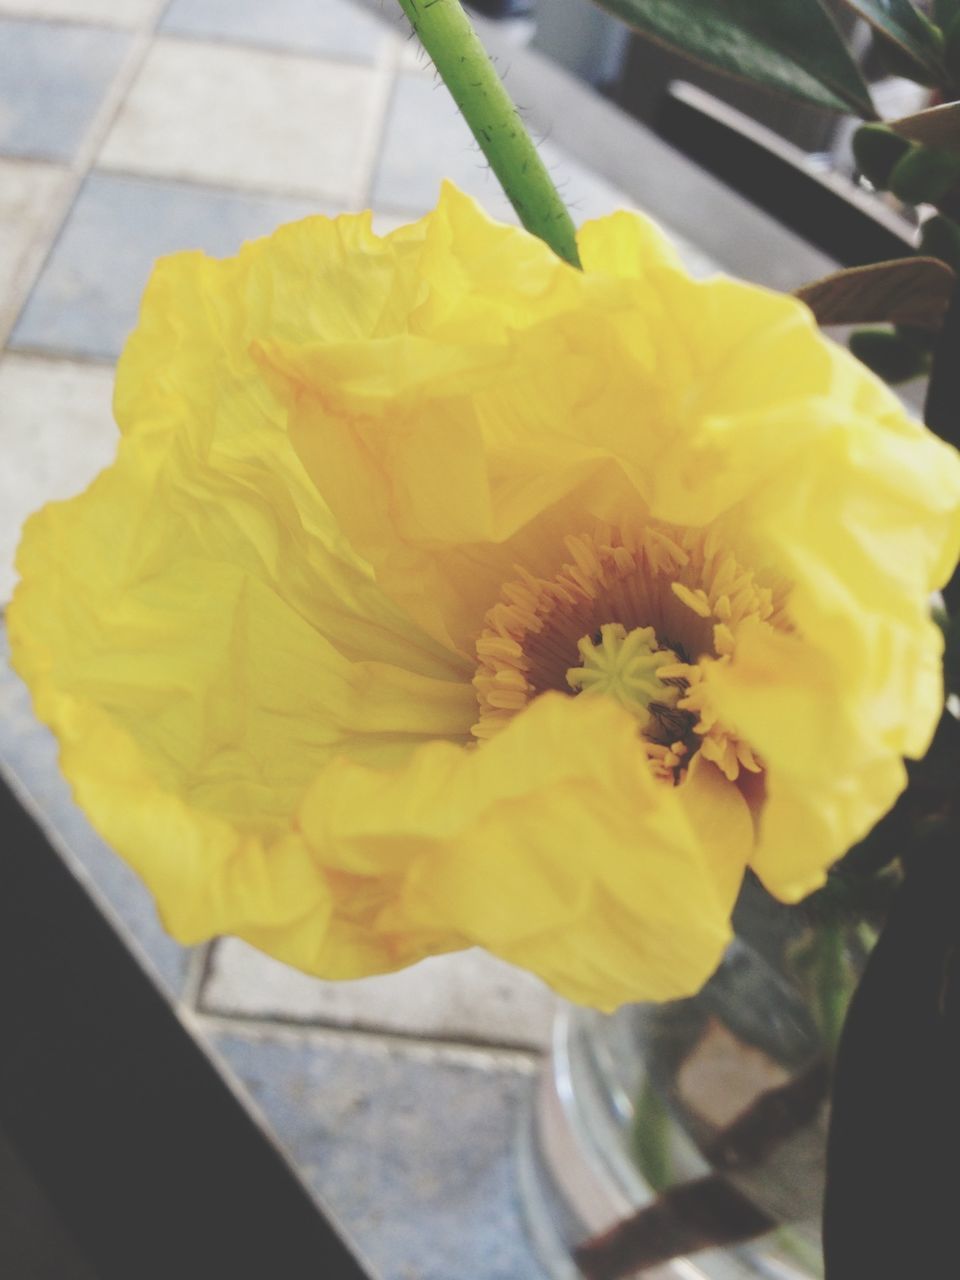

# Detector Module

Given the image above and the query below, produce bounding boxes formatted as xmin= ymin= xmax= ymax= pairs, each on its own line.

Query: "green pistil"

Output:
xmin=566 ymin=623 xmax=680 ymax=729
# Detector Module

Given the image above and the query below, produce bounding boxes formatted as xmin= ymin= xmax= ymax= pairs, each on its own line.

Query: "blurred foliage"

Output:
xmin=583 ymin=0 xmax=875 ymax=114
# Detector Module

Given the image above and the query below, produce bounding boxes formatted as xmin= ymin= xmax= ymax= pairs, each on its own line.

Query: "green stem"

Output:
xmin=808 ymin=920 xmax=852 ymax=1062
xmin=396 ymin=0 xmax=581 ymax=268
xmin=631 ymin=1074 xmax=674 ymax=1193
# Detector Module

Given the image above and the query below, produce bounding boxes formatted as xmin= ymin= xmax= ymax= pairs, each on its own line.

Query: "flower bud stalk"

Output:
xmin=395 ymin=0 xmax=581 ymax=268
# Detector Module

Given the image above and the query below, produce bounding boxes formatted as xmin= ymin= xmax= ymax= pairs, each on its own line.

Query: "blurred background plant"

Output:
xmin=471 ymin=0 xmax=960 ymax=403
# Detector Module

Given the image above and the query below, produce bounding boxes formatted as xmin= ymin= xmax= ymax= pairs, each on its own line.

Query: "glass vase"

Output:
xmin=517 ymin=876 xmax=882 ymax=1279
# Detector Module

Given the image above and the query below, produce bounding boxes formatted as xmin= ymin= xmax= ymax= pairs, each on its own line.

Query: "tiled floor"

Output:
xmin=0 ymin=0 xmax=158 ymax=24
xmin=0 ymin=159 xmax=69 ymax=331
xmin=99 ymin=39 xmax=391 ymax=201
xmin=159 ymin=0 xmax=395 ymax=62
xmin=0 ymin=626 xmax=194 ymax=998
xmin=0 ymin=18 xmax=131 ymax=161
xmin=12 ymin=172 xmax=323 ymax=358
xmin=0 ymin=355 xmax=116 ymax=599
xmin=211 ymin=1026 xmax=541 ymax=1280
xmin=0 ymin=3 xmax=668 ymax=1276
xmin=203 ymin=940 xmax=557 ymax=1052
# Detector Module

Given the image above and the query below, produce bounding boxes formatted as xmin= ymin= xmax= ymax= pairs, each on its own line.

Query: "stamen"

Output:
xmin=470 ymin=522 xmax=790 ymax=786
xmin=671 ymin=582 xmax=712 ymax=618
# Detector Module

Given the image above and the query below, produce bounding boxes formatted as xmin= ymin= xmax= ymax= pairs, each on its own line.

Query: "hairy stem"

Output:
xmin=396 ymin=0 xmax=581 ymax=267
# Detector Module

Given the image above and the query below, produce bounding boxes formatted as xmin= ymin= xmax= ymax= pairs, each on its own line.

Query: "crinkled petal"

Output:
xmin=298 ymin=694 xmax=753 ymax=1008
xmin=9 ymin=207 xmax=477 ymax=944
xmin=578 ymin=207 xmax=685 ymax=278
xmin=13 ymin=684 xmax=331 ymax=948
xmin=9 ymin=182 xmax=960 ymax=1013
xmin=752 ymin=756 xmax=907 ymax=902
xmin=12 ymin=446 xmax=473 ymax=817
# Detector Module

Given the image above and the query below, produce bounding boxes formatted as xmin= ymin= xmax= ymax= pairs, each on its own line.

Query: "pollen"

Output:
xmin=471 ymin=521 xmax=790 ymax=785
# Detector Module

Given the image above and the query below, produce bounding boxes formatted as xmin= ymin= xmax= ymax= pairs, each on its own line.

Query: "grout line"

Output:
xmin=152 ymin=25 xmax=400 ymax=71
xmin=0 ymin=0 xmax=169 ymax=348
xmin=192 ymin=1009 xmax=543 ymax=1072
xmin=25 ymin=163 xmax=354 ymax=210
xmin=0 ymin=14 xmax=499 ymax=354
xmin=360 ymin=61 xmax=401 ymax=210
xmin=357 ymin=15 xmax=414 ymax=208
xmin=179 ymin=939 xmax=215 ymax=1011
xmin=0 ymin=9 xmax=146 ymax=31
xmin=0 ymin=346 xmax=117 ymax=369
xmin=81 ymin=165 xmax=441 ymax=218
xmin=88 ymin=156 xmax=378 ymax=214
xmin=354 ymin=63 xmax=398 ymax=211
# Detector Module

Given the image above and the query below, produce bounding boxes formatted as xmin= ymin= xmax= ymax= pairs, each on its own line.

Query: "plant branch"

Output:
xmin=396 ymin=0 xmax=581 ymax=267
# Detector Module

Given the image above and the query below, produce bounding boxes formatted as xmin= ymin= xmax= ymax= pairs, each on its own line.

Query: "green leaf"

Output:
xmin=836 ymin=1 xmax=946 ymax=81
xmin=852 ymin=122 xmax=912 ymax=188
xmin=921 ymin=214 xmax=960 ymax=272
xmin=849 ymin=327 xmax=931 ymax=382
xmin=630 ymin=1076 xmax=673 ymax=1193
xmin=945 ymin=12 xmax=960 ymax=84
xmin=589 ymin=0 xmax=876 ymax=116
xmin=890 ymin=142 xmax=960 ymax=202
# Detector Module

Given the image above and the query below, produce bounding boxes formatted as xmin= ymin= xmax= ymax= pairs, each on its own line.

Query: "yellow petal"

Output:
xmin=578 ymin=207 xmax=685 ymax=277
xmin=9 ymin=211 xmax=477 ymax=942
xmin=680 ymin=752 xmax=755 ymax=908
xmin=299 ymin=694 xmax=751 ymax=1009
xmin=751 ymin=756 xmax=906 ymax=903
xmin=13 ymin=684 xmax=331 ymax=948
xmin=10 ymin=183 xmax=960 ymax=1013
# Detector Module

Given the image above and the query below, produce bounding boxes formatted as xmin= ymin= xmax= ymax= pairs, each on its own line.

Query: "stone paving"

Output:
xmin=0 ymin=2 xmax=674 ymax=1276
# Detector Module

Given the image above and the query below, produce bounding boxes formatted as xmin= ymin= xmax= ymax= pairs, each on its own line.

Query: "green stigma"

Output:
xmin=566 ymin=623 xmax=681 ymax=729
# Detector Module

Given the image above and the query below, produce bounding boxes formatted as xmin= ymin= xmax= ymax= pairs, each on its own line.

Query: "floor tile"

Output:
xmin=370 ymin=74 xmax=724 ymax=281
xmin=0 ymin=159 xmax=69 ymax=325
xmin=371 ymin=71 xmax=634 ymax=226
xmin=0 ymin=621 xmax=195 ymax=999
xmin=0 ymin=18 xmax=131 ymax=162
xmin=11 ymin=172 xmax=322 ymax=360
xmin=0 ymin=354 xmax=116 ymax=601
xmin=538 ymin=137 xmax=637 ymax=226
xmin=210 ymin=1025 xmax=549 ymax=1280
xmin=369 ymin=207 xmax=420 ymax=236
xmin=542 ymin=144 xmax=721 ymax=277
xmin=98 ymin=38 xmax=389 ymax=203
xmin=372 ymin=71 xmax=518 ymax=221
xmin=0 ymin=0 xmax=157 ymax=24
xmin=395 ymin=28 xmax=431 ymax=75
xmin=160 ymin=0 xmax=393 ymax=64
xmin=202 ymin=940 xmax=558 ymax=1051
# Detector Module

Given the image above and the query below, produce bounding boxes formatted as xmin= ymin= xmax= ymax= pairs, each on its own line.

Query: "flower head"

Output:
xmin=11 ymin=185 xmax=960 ymax=1008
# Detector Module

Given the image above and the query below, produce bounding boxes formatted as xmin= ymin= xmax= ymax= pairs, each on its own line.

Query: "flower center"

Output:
xmin=472 ymin=522 xmax=789 ymax=784
xmin=566 ymin=623 xmax=681 ymax=734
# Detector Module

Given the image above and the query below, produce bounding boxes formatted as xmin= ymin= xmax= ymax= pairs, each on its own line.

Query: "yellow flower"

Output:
xmin=10 ymin=185 xmax=960 ymax=1009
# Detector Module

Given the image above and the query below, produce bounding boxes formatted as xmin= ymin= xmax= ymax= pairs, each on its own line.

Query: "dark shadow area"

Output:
xmin=0 ymin=772 xmax=372 ymax=1280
